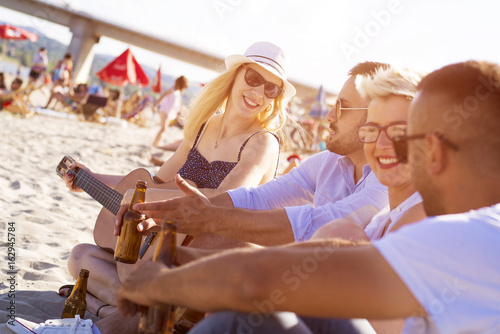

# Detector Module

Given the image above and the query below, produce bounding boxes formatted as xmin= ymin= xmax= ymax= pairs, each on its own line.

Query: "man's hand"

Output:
xmin=114 ymin=202 xmax=159 ymax=236
xmin=133 ymin=175 xmax=216 ymax=236
xmin=116 ymin=261 xmax=167 ymax=316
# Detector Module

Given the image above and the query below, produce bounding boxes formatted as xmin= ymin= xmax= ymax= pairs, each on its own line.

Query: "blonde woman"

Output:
xmin=62 ymin=41 xmax=296 ymax=317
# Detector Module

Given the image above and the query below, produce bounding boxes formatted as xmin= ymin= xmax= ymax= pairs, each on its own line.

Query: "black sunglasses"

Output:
xmin=393 ymin=133 xmax=459 ymax=163
xmin=242 ymin=65 xmax=284 ymax=99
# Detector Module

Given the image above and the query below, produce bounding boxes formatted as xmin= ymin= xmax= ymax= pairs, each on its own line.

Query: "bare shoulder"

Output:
xmin=245 ymin=130 xmax=280 ymax=151
xmin=239 ymin=131 xmax=280 ymax=164
xmin=389 ymin=202 xmax=427 ymax=233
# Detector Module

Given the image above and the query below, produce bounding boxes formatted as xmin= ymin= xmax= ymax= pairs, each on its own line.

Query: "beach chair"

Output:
xmin=75 ymin=94 xmax=109 ymax=122
xmin=54 ymin=84 xmax=90 ymax=113
xmin=121 ymin=95 xmax=152 ymax=126
xmin=0 ymin=83 xmax=40 ymax=118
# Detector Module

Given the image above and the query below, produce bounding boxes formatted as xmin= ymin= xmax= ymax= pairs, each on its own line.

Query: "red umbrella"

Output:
xmin=151 ymin=65 xmax=162 ymax=93
xmin=0 ymin=24 xmax=39 ymax=42
xmin=96 ymin=48 xmax=149 ymax=87
xmin=0 ymin=24 xmax=38 ymax=56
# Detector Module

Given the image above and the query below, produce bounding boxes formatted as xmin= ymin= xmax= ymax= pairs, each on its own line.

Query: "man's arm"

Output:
xmin=117 ymin=240 xmax=425 ymax=319
xmin=208 ymin=192 xmax=234 ymax=207
xmin=134 ymin=175 xmax=295 ymax=246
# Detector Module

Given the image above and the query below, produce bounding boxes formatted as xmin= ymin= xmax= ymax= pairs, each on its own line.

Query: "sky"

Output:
xmin=1 ymin=0 xmax=500 ymax=94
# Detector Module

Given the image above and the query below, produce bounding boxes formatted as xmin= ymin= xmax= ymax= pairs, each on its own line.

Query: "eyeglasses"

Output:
xmin=393 ymin=133 xmax=459 ymax=163
xmin=332 ymin=99 xmax=368 ymax=119
xmin=242 ymin=65 xmax=284 ymax=99
xmin=356 ymin=122 xmax=407 ymax=143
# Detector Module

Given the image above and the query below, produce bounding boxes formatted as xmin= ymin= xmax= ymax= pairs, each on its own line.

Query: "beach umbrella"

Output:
xmin=0 ymin=24 xmax=38 ymax=41
xmin=309 ymin=85 xmax=328 ymax=119
xmin=0 ymin=24 xmax=39 ymax=56
xmin=151 ymin=65 xmax=162 ymax=93
xmin=96 ymin=48 xmax=149 ymax=87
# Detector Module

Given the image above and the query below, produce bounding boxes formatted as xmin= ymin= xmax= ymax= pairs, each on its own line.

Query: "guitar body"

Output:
xmin=93 ymin=168 xmax=187 ymax=252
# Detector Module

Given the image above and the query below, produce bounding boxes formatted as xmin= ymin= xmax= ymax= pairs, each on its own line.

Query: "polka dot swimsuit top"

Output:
xmin=178 ymin=120 xmax=280 ymax=189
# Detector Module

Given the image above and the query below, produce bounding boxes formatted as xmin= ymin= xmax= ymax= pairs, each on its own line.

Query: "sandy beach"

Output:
xmin=0 ymin=88 xmax=300 ymax=331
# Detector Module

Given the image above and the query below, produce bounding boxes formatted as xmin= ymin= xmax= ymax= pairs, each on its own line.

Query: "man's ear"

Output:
xmin=427 ymin=134 xmax=446 ymax=174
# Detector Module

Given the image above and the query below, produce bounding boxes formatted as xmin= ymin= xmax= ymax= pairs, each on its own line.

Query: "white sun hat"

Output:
xmin=225 ymin=41 xmax=296 ymax=99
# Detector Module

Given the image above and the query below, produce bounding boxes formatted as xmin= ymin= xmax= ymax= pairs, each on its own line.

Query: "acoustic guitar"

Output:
xmin=55 ymin=155 xmax=189 ymax=252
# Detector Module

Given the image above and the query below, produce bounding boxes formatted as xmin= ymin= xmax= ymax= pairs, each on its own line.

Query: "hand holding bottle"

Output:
xmin=114 ymin=180 xmax=147 ymax=264
xmin=116 ymin=261 xmax=168 ymax=316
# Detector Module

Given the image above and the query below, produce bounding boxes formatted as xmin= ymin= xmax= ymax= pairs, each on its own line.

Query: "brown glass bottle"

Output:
xmin=138 ymin=219 xmax=177 ymax=334
xmin=115 ymin=180 xmax=147 ymax=264
xmin=61 ymin=269 xmax=89 ymax=318
xmin=174 ymin=308 xmax=206 ymax=334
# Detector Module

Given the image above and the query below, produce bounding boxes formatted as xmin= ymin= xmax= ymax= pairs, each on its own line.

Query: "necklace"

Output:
xmin=213 ymin=127 xmax=249 ymax=149
xmin=213 ymin=117 xmax=254 ymax=149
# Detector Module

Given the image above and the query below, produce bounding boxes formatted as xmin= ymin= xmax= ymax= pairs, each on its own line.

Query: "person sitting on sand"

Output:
xmin=1 ymin=78 xmax=24 ymax=109
xmin=45 ymin=83 xmax=88 ymax=111
xmin=61 ymin=41 xmax=296 ymax=317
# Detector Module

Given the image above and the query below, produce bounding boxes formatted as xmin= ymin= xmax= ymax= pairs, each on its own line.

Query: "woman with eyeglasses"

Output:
xmin=61 ymin=41 xmax=296 ymax=318
xmin=354 ymin=66 xmax=428 ymax=242
xmin=310 ymin=66 xmax=428 ymax=333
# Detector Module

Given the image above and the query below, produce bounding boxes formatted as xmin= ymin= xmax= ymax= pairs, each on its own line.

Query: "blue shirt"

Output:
xmin=228 ymin=151 xmax=388 ymax=241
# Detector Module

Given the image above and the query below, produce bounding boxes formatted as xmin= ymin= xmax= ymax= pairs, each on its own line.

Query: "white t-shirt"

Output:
xmin=228 ymin=151 xmax=388 ymax=241
xmin=364 ymin=191 xmax=423 ymax=240
xmin=159 ymin=88 xmax=182 ymax=120
xmin=373 ymin=203 xmax=500 ymax=333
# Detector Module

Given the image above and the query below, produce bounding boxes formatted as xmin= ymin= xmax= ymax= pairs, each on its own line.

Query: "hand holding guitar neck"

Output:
xmin=62 ymin=160 xmax=94 ymax=193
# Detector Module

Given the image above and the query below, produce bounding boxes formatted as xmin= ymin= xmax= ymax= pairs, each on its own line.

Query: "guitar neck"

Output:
xmin=74 ymin=169 xmax=123 ymax=215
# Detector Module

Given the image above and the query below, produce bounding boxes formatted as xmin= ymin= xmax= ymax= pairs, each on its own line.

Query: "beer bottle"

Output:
xmin=61 ymin=269 xmax=89 ymax=318
xmin=115 ymin=180 xmax=147 ymax=264
xmin=174 ymin=308 xmax=206 ymax=334
xmin=138 ymin=219 xmax=177 ymax=334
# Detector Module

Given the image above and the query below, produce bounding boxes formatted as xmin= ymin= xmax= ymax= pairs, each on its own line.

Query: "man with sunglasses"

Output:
xmin=117 ymin=61 xmax=500 ymax=333
xmin=134 ymin=61 xmax=390 ymax=247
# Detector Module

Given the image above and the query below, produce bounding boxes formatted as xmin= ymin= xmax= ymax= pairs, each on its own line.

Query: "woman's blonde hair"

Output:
xmin=355 ymin=66 xmax=428 ymax=101
xmin=183 ymin=65 xmax=288 ymax=142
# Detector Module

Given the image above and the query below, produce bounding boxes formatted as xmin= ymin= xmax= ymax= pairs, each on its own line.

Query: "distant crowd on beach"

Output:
xmin=3 ymin=40 xmax=500 ymax=334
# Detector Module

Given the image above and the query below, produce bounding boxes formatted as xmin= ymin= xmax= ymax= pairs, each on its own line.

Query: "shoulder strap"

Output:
xmin=194 ymin=114 xmax=218 ymax=149
xmin=192 ymin=123 xmax=206 ymax=149
xmin=237 ymin=131 xmax=281 ymax=177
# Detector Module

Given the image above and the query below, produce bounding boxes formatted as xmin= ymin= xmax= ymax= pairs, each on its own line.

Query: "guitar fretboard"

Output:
xmin=73 ymin=169 xmax=123 ymax=215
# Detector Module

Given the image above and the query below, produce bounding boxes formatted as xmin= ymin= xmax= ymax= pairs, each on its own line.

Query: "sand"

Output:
xmin=0 ymin=88 xmax=300 ymax=332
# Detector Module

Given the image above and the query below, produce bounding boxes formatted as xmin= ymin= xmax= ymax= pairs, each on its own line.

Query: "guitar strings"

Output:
xmin=76 ymin=170 xmax=123 ymax=215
